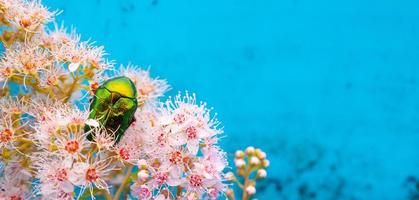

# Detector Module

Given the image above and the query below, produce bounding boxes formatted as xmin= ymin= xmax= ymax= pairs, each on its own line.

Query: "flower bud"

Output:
xmin=137 ymin=169 xmax=149 ymax=181
xmin=255 ymin=149 xmax=266 ymax=160
xmin=257 ymin=169 xmax=267 ymax=178
xmin=255 ymin=148 xmax=262 ymax=155
xmin=262 ymin=159 xmax=270 ymax=167
xmin=235 ymin=158 xmax=246 ymax=168
xmin=187 ymin=192 xmax=199 ymax=200
xmin=245 ymin=146 xmax=255 ymax=155
xmin=235 ymin=150 xmax=244 ymax=158
xmin=225 ymin=189 xmax=235 ymax=199
xmin=246 ymin=185 xmax=256 ymax=195
xmin=250 ymin=156 xmax=260 ymax=165
xmin=207 ymin=188 xmax=220 ymax=199
xmin=225 ymin=172 xmax=235 ymax=181
xmin=137 ymin=159 xmax=148 ymax=169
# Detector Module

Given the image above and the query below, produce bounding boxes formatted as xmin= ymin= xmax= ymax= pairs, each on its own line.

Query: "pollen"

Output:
xmin=1 ymin=66 xmax=12 ymax=76
xmin=89 ymin=81 xmax=99 ymax=93
xmin=139 ymin=83 xmax=154 ymax=97
xmin=11 ymin=107 xmax=22 ymax=114
xmin=153 ymin=172 xmax=168 ymax=185
xmin=55 ymin=168 xmax=68 ymax=181
xmin=22 ymin=61 xmax=36 ymax=72
xmin=19 ymin=17 xmax=32 ymax=28
xmin=182 ymin=156 xmax=191 ymax=165
xmin=119 ymin=147 xmax=130 ymax=160
xmin=157 ymin=132 xmax=166 ymax=146
xmin=85 ymin=167 xmax=99 ymax=182
xmin=64 ymin=140 xmax=80 ymax=154
xmin=189 ymin=174 xmax=203 ymax=187
xmin=169 ymin=150 xmax=182 ymax=165
xmin=10 ymin=196 xmax=23 ymax=200
xmin=71 ymin=55 xmax=81 ymax=63
xmin=70 ymin=117 xmax=85 ymax=125
xmin=46 ymin=75 xmax=58 ymax=86
xmin=173 ymin=113 xmax=186 ymax=124
xmin=186 ymin=126 xmax=197 ymax=139
xmin=0 ymin=128 xmax=13 ymax=143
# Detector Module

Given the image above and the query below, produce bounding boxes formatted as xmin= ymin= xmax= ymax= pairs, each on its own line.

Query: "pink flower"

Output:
xmin=0 ymin=1 xmax=232 ymax=199
xmin=69 ymin=157 xmax=113 ymax=198
xmin=0 ymin=161 xmax=33 ymax=200
xmin=1 ymin=0 xmax=56 ymax=32
xmin=88 ymin=127 xmax=115 ymax=151
xmin=159 ymin=92 xmax=222 ymax=155
xmin=146 ymin=160 xmax=184 ymax=189
xmin=32 ymin=104 xmax=92 ymax=158
xmin=34 ymin=157 xmax=74 ymax=199
xmin=131 ymin=183 xmax=152 ymax=200
xmin=116 ymin=124 xmax=144 ymax=164
xmin=54 ymin=131 xmax=90 ymax=160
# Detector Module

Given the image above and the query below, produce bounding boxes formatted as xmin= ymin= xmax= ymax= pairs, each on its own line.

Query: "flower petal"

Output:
xmin=68 ymin=62 xmax=80 ymax=72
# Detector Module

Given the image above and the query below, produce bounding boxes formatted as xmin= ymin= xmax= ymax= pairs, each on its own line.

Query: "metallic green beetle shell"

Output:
xmin=85 ymin=76 xmax=138 ymax=144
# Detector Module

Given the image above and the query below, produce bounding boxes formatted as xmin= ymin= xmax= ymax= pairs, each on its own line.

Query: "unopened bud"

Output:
xmin=187 ymin=192 xmax=198 ymax=200
xmin=225 ymin=172 xmax=235 ymax=181
xmin=137 ymin=159 xmax=148 ymax=169
xmin=246 ymin=185 xmax=256 ymax=195
xmin=225 ymin=189 xmax=235 ymax=199
xmin=255 ymin=149 xmax=266 ymax=160
xmin=245 ymin=146 xmax=255 ymax=155
xmin=137 ymin=170 xmax=149 ymax=181
xmin=235 ymin=158 xmax=246 ymax=168
xmin=235 ymin=150 xmax=245 ymax=158
xmin=257 ymin=169 xmax=267 ymax=178
xmin=262 ymin=159 xmax=270 ymax=167
xmin=255 ymin=148 xmax=262 ymax=155
xmin=250 ymin=156 xmax=260 ymax=165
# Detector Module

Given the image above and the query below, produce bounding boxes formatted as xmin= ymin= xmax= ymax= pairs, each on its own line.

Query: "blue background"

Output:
xmin=44 ymin=0 xmax=419 ymax=199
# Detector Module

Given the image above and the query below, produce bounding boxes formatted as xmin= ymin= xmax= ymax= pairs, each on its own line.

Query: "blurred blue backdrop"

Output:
xmin=44 ymin=0 xmax=419 ymax=199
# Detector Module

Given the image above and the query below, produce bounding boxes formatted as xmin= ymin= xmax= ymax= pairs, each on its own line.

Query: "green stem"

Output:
xmin=112 ymin=165 xmax=133 ymax=200
xmin=102 ymin=189 xmax=112 ymax=200
xmin=63 ymin=73 xmax=79 ymax=103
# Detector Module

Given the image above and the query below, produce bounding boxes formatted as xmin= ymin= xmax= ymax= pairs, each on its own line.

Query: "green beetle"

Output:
xmin=85 ymin=76 xmax=139 ymax=144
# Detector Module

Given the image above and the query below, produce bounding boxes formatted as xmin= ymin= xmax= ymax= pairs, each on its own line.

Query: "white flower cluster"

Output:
xmin=0 ymin=0 xmax=228 ymax=200
xmin=127 ymin=92 xmax=227 ymax=200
